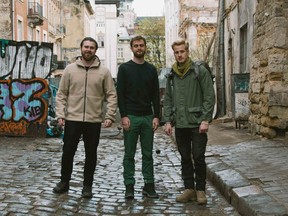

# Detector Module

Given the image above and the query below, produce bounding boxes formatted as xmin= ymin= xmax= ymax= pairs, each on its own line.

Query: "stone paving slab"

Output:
xmin=206 ymin=122 xmax=288 ymax=216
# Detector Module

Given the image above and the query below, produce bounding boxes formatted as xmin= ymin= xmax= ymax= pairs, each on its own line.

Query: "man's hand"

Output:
xmin=199 ymin=121 xmax=209 ymax=133
xmin=152 ymin=118 xmax=159 ymax=131
xmin=164 ymin=122 xmax=173 ymax=136
xmin=121 ymin=116 xmax=130 ymax=131
xmin=58 ymin=118 xmax=65 ymax=126
xmin=103 ymin=119 xmax=112 ymax=128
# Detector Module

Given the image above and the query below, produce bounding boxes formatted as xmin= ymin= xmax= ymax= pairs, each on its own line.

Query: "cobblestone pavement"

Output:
xmin=206 ymin=121 xmax=288 ymax=216
xmin=0 ymin=127 xmax=239 ymax=216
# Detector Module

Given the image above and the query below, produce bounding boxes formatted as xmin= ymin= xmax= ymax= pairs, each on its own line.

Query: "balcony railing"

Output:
xmin=27 ymin=1 xmax=44 ymax=26
xmin=28 ymin=2 xmax=43 ymax=17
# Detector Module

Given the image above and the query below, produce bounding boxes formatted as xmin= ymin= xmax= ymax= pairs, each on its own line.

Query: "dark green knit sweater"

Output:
xmin=116 ymin=60 xmax=160 ymax=118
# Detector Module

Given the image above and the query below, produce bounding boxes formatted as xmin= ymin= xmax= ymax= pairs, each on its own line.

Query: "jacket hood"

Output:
xmin=75 ymin=55 xmax=101 ymax=68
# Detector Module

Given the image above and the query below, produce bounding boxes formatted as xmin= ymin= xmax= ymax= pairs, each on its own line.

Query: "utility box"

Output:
xmin=231 ymin=73 xmax=250 ymax=128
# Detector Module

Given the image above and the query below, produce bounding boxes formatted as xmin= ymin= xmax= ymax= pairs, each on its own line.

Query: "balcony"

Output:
xmin=27 ymin=2 xmax=44 ymax=27
xmin=57 ymin=24 xmax=66 ymax=34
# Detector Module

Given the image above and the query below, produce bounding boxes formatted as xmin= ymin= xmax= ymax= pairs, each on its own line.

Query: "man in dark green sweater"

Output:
xmin=116 ymin=35 xmax=160 ymax=199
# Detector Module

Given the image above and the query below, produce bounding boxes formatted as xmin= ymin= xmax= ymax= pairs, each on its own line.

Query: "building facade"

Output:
xmin=116 ymin=0 xmax=136 ymax=70
xmin=60 ymin=0 xmax=94 ymax=62
xmin=0 ymin=0 xmax=48 ymax=42
xmin=0 ymin=1 xmax=13 ymax=39
xmin=214 ymin=0 xmax=288 ymax=138
xmin=213 ymin=0 xmax=256 ymax=123
xmin=249 ymin=0 xmax=288 ymax=138
xmin=118 ymin=0 xmax=135 ymax=29
xmin=117 ymin=26 xmax=133 ymax=67
xmin=164 ymin=0 xmax=180 ymax=65
xmin=48 ymin=0 xmax=64 ymax=62
xmin=90 ymin=1 xmax=120 ymax=78
xmin=164 ymin=0 xmax=218 ymax=66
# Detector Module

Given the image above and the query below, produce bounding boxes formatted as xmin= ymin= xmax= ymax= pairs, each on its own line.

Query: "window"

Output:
xmin=240 ymin=24 xmax=248 ymax=73
xmin=95 ymin=8 xmax=105 ymax=27
xmin=17 ymin=19 xmax=23 ymax=41
xmin=43 ymin=0 xmax=47 ymax=18
xmin=118 ymin=47 xmax=123 ymax=58
xmin=28 ymin=26 xmax=33 ymax=41
xmin=98 ymin=36 xmax=104 ymax=47
xmin=36 ymin=29 xmax=40 ymax=42
xmin=43 ymin=32 xmax=47 ymax=42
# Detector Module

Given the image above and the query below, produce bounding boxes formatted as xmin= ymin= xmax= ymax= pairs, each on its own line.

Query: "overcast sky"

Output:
xmin=132 ymin=0 xmax=164 ymax=17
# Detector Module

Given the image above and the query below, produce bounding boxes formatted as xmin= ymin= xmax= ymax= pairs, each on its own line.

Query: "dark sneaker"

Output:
xmin=82 ymin=186 xmax=93 ymax=198
xmin=53 ymin=181 xmax=69 ymax=194
xmin=142 ymin=183 xmax=159 ymax=198
xmin=125 ymin=184 xmax=134 ymax=199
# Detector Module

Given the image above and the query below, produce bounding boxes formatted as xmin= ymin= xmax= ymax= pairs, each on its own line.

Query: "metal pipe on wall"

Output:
xmin=11 ymin=0 xmax=15 ymax=40
xmin=219 ymin=0 xmax=226 ymax=116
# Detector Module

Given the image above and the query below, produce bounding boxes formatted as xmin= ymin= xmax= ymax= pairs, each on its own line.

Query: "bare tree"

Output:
xmin=135 ymin=17 xmax=166 ymax=73
xmin=190 ymin=23 xmax=217 ymax=65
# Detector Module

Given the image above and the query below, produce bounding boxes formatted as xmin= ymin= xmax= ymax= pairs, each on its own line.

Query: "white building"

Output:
xmin=164 ymin=0 xmax=218 ymax=66
xmin=164 ymin=0 xmax=180 ymax=66
xmin=118 ymin=0 xmax=135 ymax=28
xmin=90 ymin=1 xmax=120 ymax=78
xmin=116 ymin=0 xmax=136 ymax=67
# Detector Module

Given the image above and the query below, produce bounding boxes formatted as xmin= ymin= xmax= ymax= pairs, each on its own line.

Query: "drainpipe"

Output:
xmin=219 ymin=0 xmax=226 ymax=116
xmin=60 ymin=0 xmax=63 ymax=60
xmin=11 ymin=0 xmax=15 ymax=40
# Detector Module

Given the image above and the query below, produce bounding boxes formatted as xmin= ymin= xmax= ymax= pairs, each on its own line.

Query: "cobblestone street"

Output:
xmin=0 ymin=127 xmax=239 ymax=216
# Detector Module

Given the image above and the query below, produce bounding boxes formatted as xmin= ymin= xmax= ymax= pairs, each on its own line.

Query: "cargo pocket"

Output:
xmin=187 ymin=107 xmax=202 ymax=124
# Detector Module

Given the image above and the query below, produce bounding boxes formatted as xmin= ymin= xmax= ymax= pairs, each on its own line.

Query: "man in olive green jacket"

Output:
xmin=163 ymin=39 xmax=215 ymax=204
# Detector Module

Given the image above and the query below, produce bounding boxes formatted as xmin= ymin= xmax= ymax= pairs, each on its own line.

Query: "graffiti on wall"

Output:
xmin=235 ymin=93 xmax=250 ymax=120
xmin=0 ymin=40 xmax=52 ymax=79
xmin=0 ymin=39 xmax=52 ymax=137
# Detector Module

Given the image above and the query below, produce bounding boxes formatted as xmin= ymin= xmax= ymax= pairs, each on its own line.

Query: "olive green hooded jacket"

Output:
xmin=163 ymin=61 xmax=215 ymax=128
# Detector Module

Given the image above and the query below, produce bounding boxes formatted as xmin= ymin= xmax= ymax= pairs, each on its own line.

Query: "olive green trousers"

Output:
xmin=123 ymin=114 xmax=155 ymax=186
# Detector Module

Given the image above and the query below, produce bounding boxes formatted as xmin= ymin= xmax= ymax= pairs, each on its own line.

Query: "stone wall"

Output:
xmin=61 ymin=0 xmax=94 ymax=62
xmin=0 ymin=1 xmax=12 ymax=39
xmin=249 ymin=0 xmax=288 ymax=138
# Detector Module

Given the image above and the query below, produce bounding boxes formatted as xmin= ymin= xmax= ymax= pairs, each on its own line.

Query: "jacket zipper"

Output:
xmin=83 ymin=67 xmax=89 ymax=121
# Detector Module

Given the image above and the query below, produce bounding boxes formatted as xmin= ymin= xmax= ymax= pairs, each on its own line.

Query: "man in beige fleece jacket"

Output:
xmin=53 ymin=37 xmax=117 ymax=198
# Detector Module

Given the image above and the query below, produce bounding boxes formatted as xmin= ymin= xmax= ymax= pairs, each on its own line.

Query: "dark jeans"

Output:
xmin=123 ymin=115 xmax=154 ymax=185
xmin=175 ymin=127 xmax=207 ymax=191
xmin=60 ymin=120 xmax=101 ymax=187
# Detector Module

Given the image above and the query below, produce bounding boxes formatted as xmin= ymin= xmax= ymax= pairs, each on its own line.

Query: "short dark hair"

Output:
xmin=80 ymin=37 xmax=98 ymax=50
xmin=130 ymin=35 xmax=146 ymax=47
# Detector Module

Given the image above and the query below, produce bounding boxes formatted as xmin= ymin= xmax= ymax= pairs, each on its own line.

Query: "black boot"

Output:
xmin=82 ymin=186 xmax=93 ymax=198
xmin=142 ymin=183 xmax=159 ymax=198
xmin=125 ymin=184 xmax=134 ymax=199
xmin=53 ymin=181 xmax=69 ymax=193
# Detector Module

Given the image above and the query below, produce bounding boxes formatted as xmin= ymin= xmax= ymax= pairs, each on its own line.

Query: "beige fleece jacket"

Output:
xmin=56 ymin=57 xmax=117 ymax=123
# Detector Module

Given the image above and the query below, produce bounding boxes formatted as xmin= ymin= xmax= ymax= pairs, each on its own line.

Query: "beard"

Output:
xmin=133 ymin=50 xmax=145 ymax=58
xmin=81 ymin=51 xmax=95 ymax=61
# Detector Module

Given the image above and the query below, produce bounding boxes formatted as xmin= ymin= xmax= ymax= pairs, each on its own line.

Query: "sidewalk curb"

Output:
xmin=206 ymin=157 xmax=288 ymax=216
